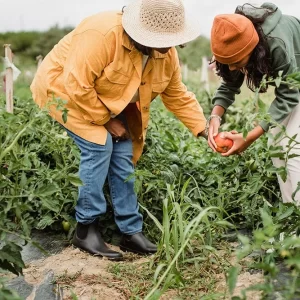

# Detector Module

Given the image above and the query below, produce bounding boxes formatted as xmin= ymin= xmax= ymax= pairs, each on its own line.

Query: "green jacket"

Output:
xmin=212 ymin=2 xmax=300 ymax=131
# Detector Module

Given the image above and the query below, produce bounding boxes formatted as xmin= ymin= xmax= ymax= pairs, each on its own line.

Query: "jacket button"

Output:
xmin=143 ymin=106 xmax=148 ymax=110
xmin=141 ymin=81 xmax=146 ymax=85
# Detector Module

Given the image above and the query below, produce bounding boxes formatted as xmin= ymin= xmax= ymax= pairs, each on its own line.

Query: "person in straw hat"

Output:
xmin=208 ymin=3 xmax=300 ymax=204
xmin=30 ymin=0 xmax=207 ymax=260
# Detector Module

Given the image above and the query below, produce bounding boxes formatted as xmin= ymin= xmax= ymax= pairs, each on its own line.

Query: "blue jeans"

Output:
xmin=65 ymin=124 xmax=143 ymax=235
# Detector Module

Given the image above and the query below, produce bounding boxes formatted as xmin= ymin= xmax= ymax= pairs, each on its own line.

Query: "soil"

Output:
xmin=19 ymin=244 xmax=264 ymax=300
xmin=24 ymin=245 xmax=128 ymax=300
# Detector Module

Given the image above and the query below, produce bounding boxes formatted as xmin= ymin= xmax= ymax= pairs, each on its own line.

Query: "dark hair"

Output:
xmin=215 ymin=3 xmax=276 ymax=92
xmin=125 ymin=31 xmax=154 ymax=56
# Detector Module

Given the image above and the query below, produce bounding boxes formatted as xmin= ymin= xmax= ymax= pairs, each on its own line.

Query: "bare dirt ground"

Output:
xmin=21 ymin=245 xmax=263 ymax=300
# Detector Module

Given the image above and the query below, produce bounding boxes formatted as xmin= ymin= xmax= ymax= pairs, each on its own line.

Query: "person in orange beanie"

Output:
xmin=208 ymin=3 xmax=300 ymax=204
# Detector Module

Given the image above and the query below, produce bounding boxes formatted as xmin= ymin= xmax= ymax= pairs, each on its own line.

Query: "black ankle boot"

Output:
xmin=72 ymin=220 xmax=123 ymax=261
xmin=120 ymin=232 xmax=157 ymax=254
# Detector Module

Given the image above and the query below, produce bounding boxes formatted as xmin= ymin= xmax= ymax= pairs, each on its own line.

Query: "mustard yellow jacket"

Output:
xmin=30 ymin=11 xmax=206 ymax=164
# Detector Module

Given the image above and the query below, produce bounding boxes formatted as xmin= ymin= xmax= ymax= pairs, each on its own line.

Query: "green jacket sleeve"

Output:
xmin=260 ymin=45 xmax=300 ymax=131
xmin=270 ymin=54 xmax=299 ymax=120
xmin=212 ymin=71 xmax=245 ymax=110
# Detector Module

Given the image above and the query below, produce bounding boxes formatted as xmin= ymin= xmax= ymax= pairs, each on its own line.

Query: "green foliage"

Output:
xmin=230 ymin=204 xmax=300 ymax=299
xmin=1 ymin=61 xmax=300 ymax=298
xmin=0 ymin=242 xmax=24 ymax=276
xmin=136 ymin=98 xmax=279 ymax=237
xmin=0 ymin=86 xmax=79 ymax=295
xmin=176 ymin=36 xmax=212 ymax=70
xmin=0 ymin=26 xmax=73 ymax=60
xmin=0 ymin=95 xmax=79 ymax=231
xmin=1 ymin=29 xmax=209 ymax=71
xmin=26 ymin=26 xmax=73 ymax=58
xmin=0 ymin=32 xmax=40 ymax=53
xmin=143 ymin=188 xmax=230 ymax=299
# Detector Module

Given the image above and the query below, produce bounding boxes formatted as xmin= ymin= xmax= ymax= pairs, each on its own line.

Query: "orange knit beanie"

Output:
xmin=211 ymin=14 xmax=259 ymax=64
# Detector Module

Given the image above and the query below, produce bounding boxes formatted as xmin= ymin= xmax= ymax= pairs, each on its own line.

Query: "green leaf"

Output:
xmin=34 ymin=184 xmax=60 ymax=198
xmin=288 ymin=153 xmax=300 ymax=159
xmin=277 ymin=207 xmax=294 ymax=221
xmin=67 ymin=174 xmax=83 ymax=187
xmin=237 ymin=234 xmax=250 ymax=245
xmin=227 ymin=266 xmax=240 ymax=295
xmin=0 ymin=242 xmax=25 ymax=276
xmin=36 ymin=215 xmax=55 ymax=229
xmin=257 ymin=98 xmax=267 ymax=112
xmin=40 ymin=197 xmax=60 ymax=213
xmin=62 ymin=108 xmax=69 ymax=124
xmin=274 ymin=77 xmax=282 ymax=88
xmin=260 ymin=208 xmax=273 ymax=227
xmin=153 ymin=263 xmax=167 ymax=283
xmin=292 ymin=182 xmax=300 ymax=201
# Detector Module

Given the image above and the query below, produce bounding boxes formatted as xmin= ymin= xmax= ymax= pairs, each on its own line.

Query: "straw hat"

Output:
xmin=122 ymin=0 xmax=201 ymax=48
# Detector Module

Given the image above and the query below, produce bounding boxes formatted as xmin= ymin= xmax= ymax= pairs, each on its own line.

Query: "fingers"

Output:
xmin=207 ymin=138 xmax=217 ymax=152
xmin=208 ymin=119 xmax=220 ymax=150
xmin=222 ymin=131 xmax=238 ymax=140
xmin=221 ymin=147 xmax=238 ymax=157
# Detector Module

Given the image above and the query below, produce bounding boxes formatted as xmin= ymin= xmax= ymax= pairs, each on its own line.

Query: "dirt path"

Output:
xmin=20 ymin=244 xmax=263 ymax=300
xmin=23 ymin=245 xmax=130 ymax=300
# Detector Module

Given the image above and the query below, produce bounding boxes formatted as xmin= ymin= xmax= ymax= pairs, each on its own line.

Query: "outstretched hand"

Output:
xmin=207 ymin=117 xmax=221 ymax=152
xmin=220 ymin=131 xmax=252 ymax=156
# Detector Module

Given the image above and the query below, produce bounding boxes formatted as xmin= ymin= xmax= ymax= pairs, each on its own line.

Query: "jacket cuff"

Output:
xmin=258 ymin=120 xmax=270 ymax=132
xmin=213 ymin=101 xmax=230 ymax=111
xmin=192 ymin=122 xmax=206 ymax=137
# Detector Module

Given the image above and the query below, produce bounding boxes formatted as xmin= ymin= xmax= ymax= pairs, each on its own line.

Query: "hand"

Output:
xmin=220 ymin=131 xmax=252 ymax=156
xmin=221 ymin=126 xmax=265 ymax=156
xmin=104 ymin=118 xmax=130 ymax=141
xmin=207 ymin=117 xmax=221 ymax=152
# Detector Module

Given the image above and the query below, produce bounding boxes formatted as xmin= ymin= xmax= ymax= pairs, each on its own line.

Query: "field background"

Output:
xmin=0 ymin=28 xmax=300 ymax=299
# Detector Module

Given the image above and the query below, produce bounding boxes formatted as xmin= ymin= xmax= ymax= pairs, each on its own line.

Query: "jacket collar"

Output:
xmin=261 ymin=3 xmax=282 ymax=35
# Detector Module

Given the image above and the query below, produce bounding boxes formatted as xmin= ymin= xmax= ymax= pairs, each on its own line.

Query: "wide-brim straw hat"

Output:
xmin=122 ymin=0 xmax=201 ymax=48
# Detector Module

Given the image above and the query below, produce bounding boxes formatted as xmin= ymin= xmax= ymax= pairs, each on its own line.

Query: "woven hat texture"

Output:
xmin=122 ymin=0 xmax=201 ymax=48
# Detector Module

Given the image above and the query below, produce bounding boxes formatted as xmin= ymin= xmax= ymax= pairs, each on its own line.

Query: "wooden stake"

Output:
xmin=4 ymin=44 xmax=13 ymax=113
xmin=182 ymin=64 xmax=188 ymax=82
xmin=200 ymin=57 xmax=210 ymax=93
xmin=36 ymin=55 xmax=43 ymax=69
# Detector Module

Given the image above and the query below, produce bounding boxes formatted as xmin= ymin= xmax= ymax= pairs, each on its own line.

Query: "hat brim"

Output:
xmin=122 ymin=0 xmax=201 ymax=48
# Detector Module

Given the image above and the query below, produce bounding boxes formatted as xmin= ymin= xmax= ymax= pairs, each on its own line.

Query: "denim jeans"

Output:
xmin=65 ymin=121 xmax=143 ymax=234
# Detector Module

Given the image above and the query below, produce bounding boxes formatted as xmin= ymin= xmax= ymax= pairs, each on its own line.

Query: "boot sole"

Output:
xmin=73 ymin=245 xmax=124 ymax=261
xmin=119 ymin=245 xmax=156 ymax=255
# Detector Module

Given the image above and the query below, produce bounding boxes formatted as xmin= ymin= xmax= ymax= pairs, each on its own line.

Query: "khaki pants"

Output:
xmin=268 ymin=104 xmax=300 ymax=204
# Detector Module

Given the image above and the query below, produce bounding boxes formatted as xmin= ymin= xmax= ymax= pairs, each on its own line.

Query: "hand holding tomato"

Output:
xmin=213 ymin=132 xmax=233 ymax=153
xmin=207 ymin=117 xmax=222 ymax=151
xmin=217 ymin=131 xmax=254 ymax=156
